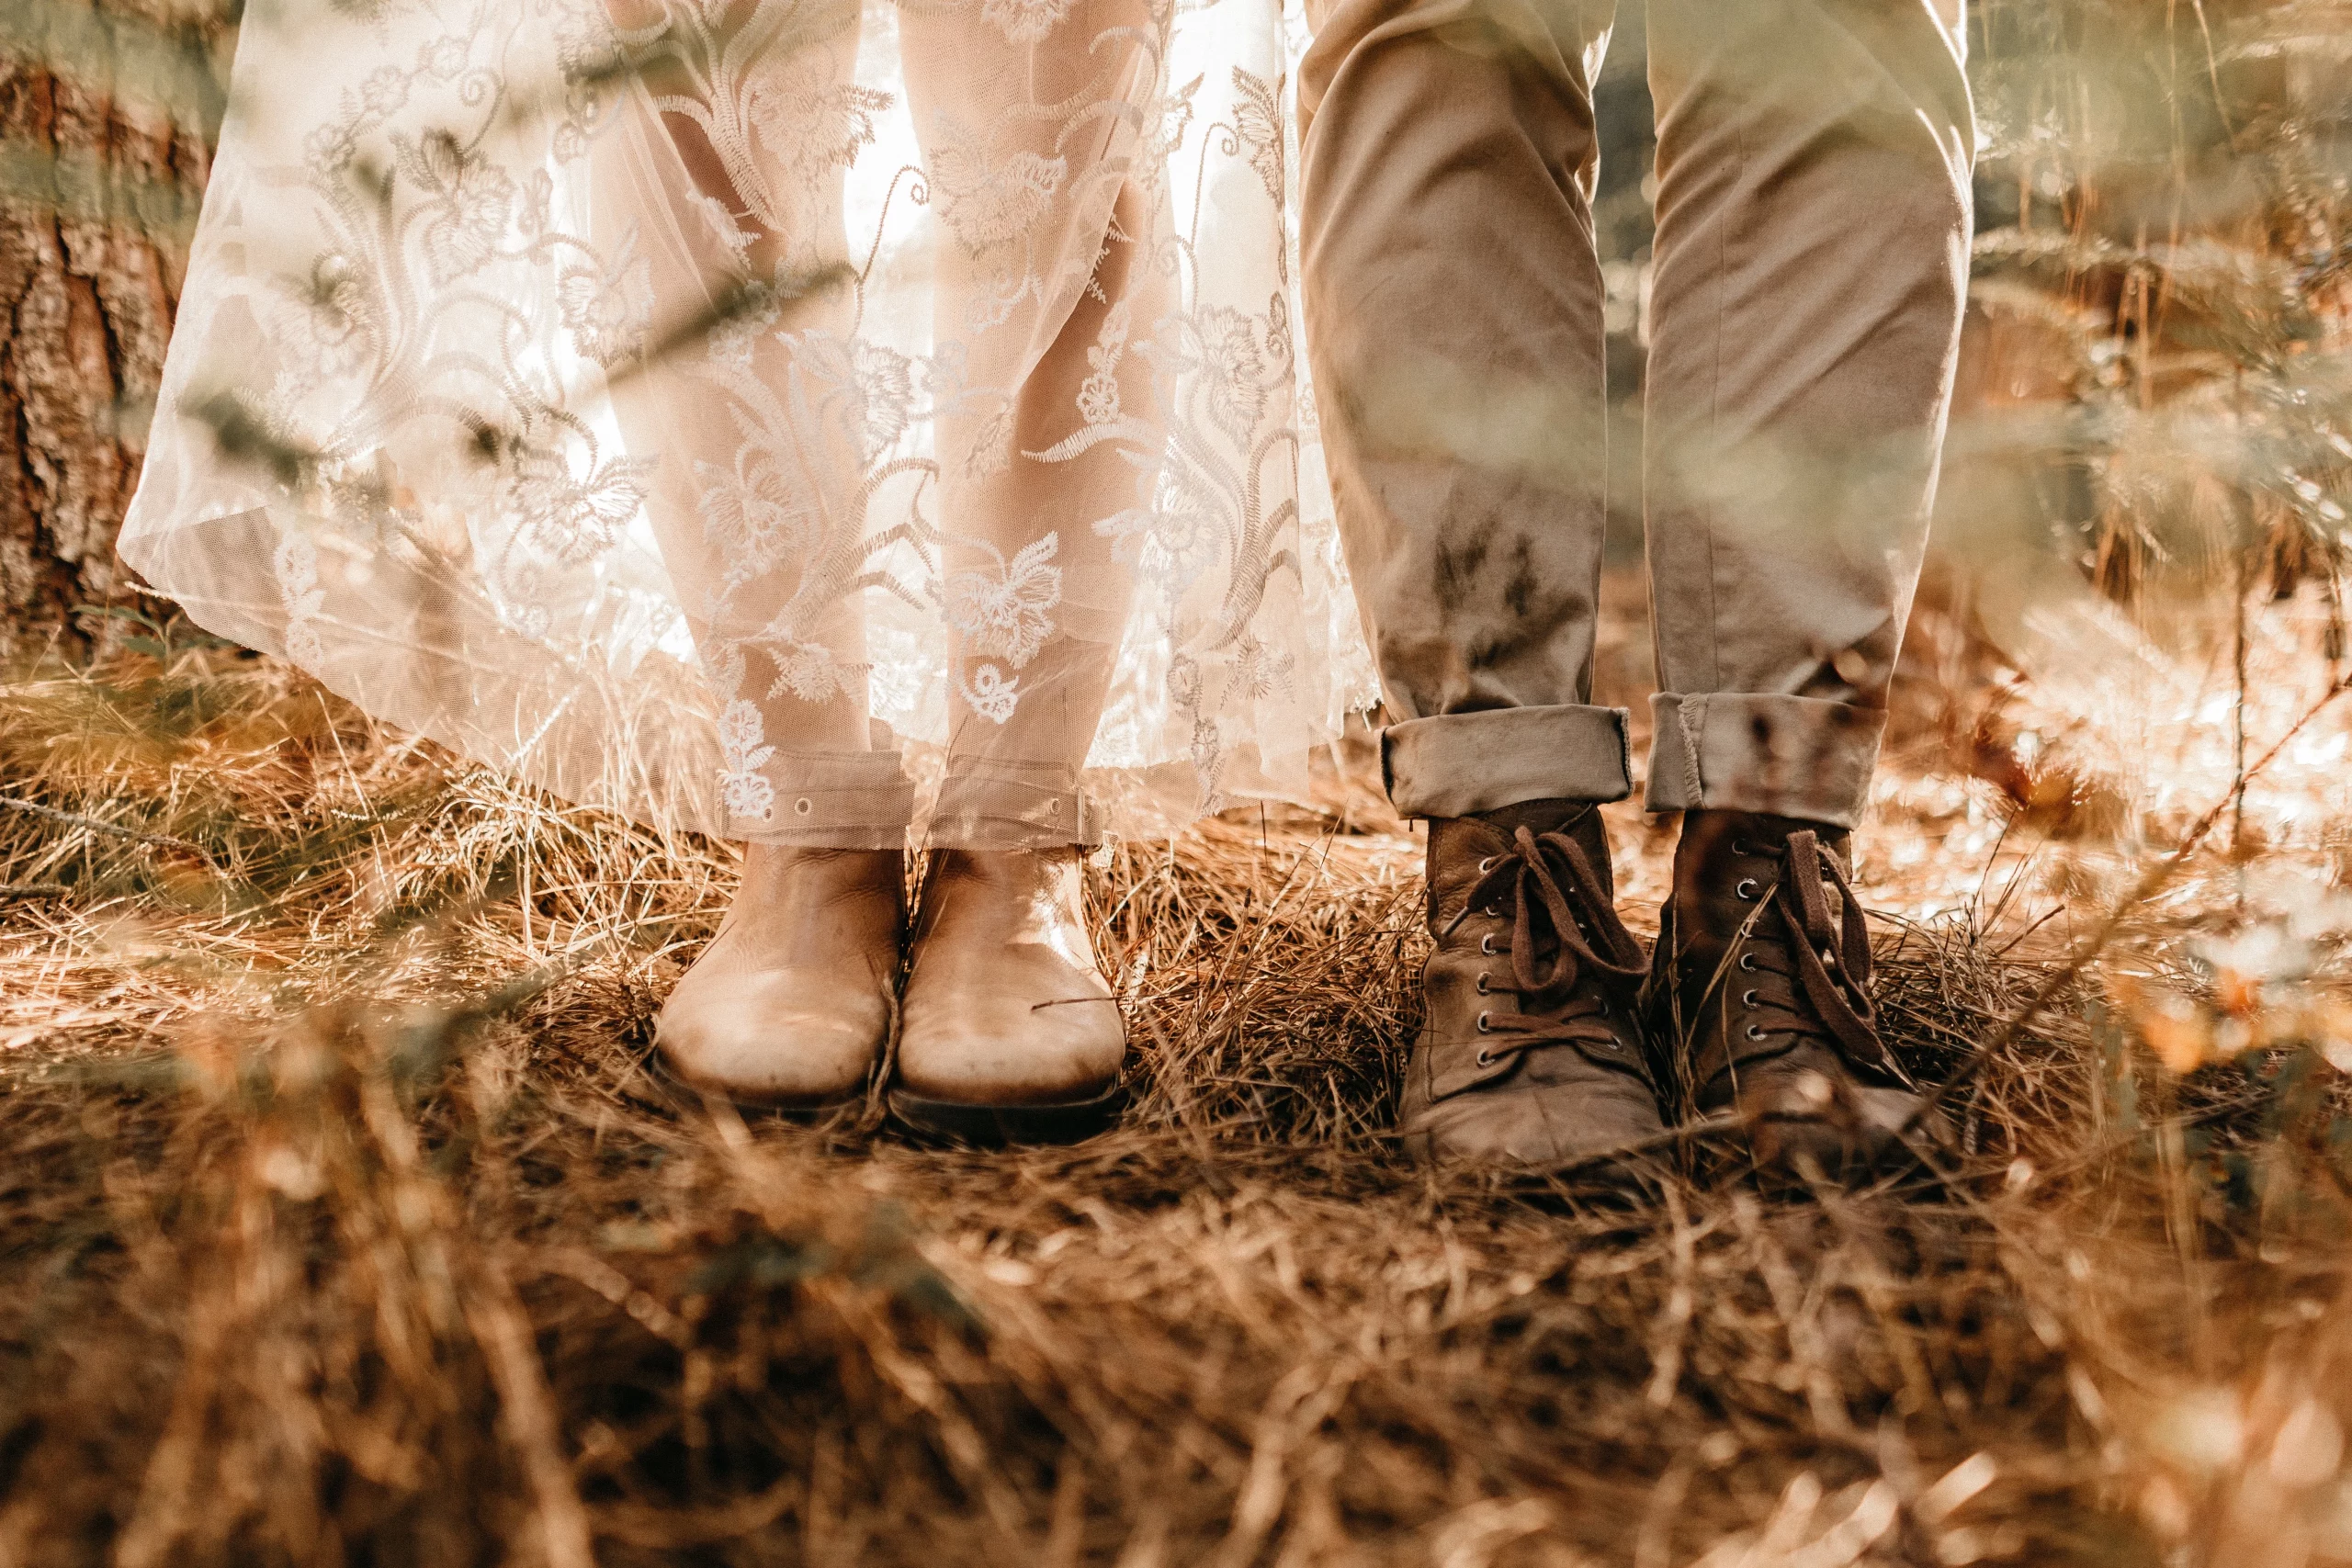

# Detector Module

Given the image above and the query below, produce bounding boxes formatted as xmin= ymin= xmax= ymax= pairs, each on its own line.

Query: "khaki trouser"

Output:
xmin=1299 ymin=0 xmax=1974 ymax=829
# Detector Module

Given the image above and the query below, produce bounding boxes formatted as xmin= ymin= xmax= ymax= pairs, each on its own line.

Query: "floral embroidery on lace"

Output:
xmin=716 ymin=699 xmax=780 ymax=821
xmin=962 ymin=663 xmax=1021 ymax=723
xmin=557 ymin=231 xmax=655 ymax=366
xmin=1075 ymin=302 xmax=1131 ymax=430
xmin=926 ymin=134 xmax=1069 ymax=258
xmin=980 ymin=0 xmax=1075 ymax=43
xmin=1229 ymin=69 xmax=1284 ymax=205
xmin=746 ymin=62 xmax=890 ymax=184
xmin=123 ymin=0 xmax=1377 ymax=851
xmin=510 ymin=446 xmax=656 ymax=563
xmin=401 ymin=130 xmax=517 ymax=286
xmin=276 ymin=534 xmax=326 ymax=669
xmin=944 ymin=534 xmax=1063 ymax=672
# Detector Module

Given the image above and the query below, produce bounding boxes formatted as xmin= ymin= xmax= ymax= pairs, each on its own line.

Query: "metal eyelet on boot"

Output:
xmin=1736 ymin=878 xmax=1758 ymax=900
xmin=1738 ymin=952 xmax=1758 ymax=973
xmin=1481 ymin=903 xmax=1500 ymax=918
xmin=1476 ymin=1011 xmax=1493 ymax=1032
xmin=1476 ymin=1049 xmax=1493 ymax=1067
xmin=1476 ymin=972 xmax=1491 ymax=995
xmin=1477 ymin=857 xmax=1496 ymax=873
xmin=1742 ymin=988 xmax=1759 ymax=1007
xmin=1746 ymin=1024 xmax=1768 ymax=1042
xmin=1479 ymin=932 xmax=1498 ymax=955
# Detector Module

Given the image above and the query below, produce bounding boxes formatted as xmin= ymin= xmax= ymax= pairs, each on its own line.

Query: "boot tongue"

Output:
xmin=1471 ymin=796 xmax=1600 ymax=841
xmin=1724 ymin=812 xmax=1850 ymax=863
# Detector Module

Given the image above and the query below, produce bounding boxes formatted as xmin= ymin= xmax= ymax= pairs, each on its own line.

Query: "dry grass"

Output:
xmin=3 ymin=640 xmax=2352 ymax=1568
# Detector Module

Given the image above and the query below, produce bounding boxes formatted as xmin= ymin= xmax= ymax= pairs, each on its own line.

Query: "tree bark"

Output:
xmin=0 ymin=0 xmax=223 ymax=648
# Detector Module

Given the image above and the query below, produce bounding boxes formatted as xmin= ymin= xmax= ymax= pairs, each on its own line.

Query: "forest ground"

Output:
xmin=2 ymin=571 xmax=2350 ymax=1567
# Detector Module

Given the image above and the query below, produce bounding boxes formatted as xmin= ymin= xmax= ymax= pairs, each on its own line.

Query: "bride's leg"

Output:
xmin=933 ymin=172 xmax=1161 ymax=839
xmin=605 ymin=0 xmax=909 ymax=1105
xmin=888 ymin=0 xmax=1170 ymax=1139
xmin=899 ymin=184 xmax=1167 ymax=1139
xmin=608 ymin=0 xmax=884 ymax=769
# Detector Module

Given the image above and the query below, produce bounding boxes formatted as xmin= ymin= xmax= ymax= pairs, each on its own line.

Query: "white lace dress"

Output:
xmin=120 ymin=0 xmax=1374 ymax=847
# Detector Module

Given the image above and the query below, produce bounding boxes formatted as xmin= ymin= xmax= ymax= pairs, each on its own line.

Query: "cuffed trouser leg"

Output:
xmin=1381 ymin=705 xmax=1632 ymax=819
xmin=1642 ymin=692 xmax=1884 ymax=829
xmin=1640 ymin=0 xmax=1974 ymax=829
xmin=728 ymin=745 xmax=919 ymax=850
xmin=1302 ymin=0 xmax=1973 ymax=829
xmin=1298 ymin=0 xmax=1623 ymax=818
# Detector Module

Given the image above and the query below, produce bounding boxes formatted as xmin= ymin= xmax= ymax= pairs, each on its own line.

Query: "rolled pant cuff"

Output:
xmin=1380 ymin=705 xmax=1633 ymax=819
xmin=930 ymin=759 xmax=1099 ymax=848
xmin=1642 ymin=693 xmax=1886 ymax=829
xmin=732 ymin=749 xmax=918 ymax=849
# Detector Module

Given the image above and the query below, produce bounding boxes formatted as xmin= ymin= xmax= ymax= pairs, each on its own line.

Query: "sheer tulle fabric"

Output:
xmin=121 ymin=0 xmax=1373 ymax=846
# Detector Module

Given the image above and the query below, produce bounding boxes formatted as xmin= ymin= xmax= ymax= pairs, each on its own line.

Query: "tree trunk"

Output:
xmin=0 ymin=0 xmax=224 ymax=649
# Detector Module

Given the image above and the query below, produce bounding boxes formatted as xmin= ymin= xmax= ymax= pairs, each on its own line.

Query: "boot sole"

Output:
xmin=642 ymin=1044 xmax=876 ymax=1121
xmin=886 ymin=1081 xmax=1127 ymax=1146
xmin=1714 ymin=1113 xmax=1944 ymax=1193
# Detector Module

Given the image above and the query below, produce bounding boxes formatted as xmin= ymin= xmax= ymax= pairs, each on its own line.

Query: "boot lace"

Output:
xmin=1445 ymin=824 xmax=1646 ymax=1072
xmin=1726 ymin=829 xmax=1910 ymax=1087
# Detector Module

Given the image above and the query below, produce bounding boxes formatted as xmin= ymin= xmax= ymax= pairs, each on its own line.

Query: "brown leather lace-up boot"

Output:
xmin=1397 ymin=800 xmax=1666 ymax=1171
xmin=1648 ymin=811 xmax=1938 ymax=1179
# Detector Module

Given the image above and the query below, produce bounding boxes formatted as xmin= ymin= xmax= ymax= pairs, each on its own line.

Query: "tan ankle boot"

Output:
xmin=653 ymin=844 xmax=904 ymax=1108
xmin=890 ymin=848 xmax=1126 ymax=1143
xmin=1397 ymin=799 xmax=1666 ymax=1172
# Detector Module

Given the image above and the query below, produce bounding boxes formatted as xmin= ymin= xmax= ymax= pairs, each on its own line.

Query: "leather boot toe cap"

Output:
xmin=895 ymin=982 xmax=1124 ymax=1105
xmin=655 ymin=968 xmax=889 ymax=1106
xmin=1400 ymin=1068 xmax=1666 ymax=1171
xmin=1730 ymin=1060 xmax=1946 ymax=1179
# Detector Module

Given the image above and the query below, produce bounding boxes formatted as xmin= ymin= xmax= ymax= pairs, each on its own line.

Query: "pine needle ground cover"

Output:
xmin=2 ymin=582 xmax=2350 ymax=1568
xmin=6 ymin=2 xmax=2352 ymax=1559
